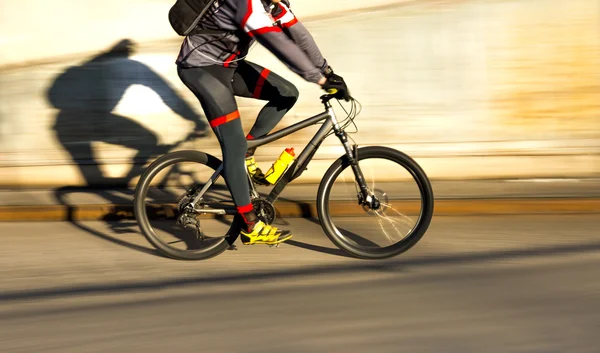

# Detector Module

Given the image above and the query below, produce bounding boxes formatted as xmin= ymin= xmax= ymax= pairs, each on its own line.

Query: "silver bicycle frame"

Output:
xmin=188 ymin=97 xmax=368 ymax=212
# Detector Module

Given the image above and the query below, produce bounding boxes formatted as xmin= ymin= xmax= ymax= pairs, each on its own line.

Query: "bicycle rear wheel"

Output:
xmin=317 ymin=146 xmax=434 ymax=259
xmin=133 ymin=150 xmax=242 ymax=260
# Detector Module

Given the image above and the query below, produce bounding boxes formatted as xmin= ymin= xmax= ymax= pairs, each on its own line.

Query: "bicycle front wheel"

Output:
xmin=317 ymin=146 xmax=434 ymax=259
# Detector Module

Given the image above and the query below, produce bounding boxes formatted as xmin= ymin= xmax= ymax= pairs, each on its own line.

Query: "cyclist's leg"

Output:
xmin=232 ymin=60 xmax=299 ymax=144
xmin=177 ymin=66 xmax=251 ymax=209
xmin=177 ymin=65 xmax=291 ymax=244
xmin=231 ymin=60 xmax=299 ymax=182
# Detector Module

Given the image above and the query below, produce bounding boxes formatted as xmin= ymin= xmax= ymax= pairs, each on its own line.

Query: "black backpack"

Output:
xmin=168 ymin=0 xmax=220 ymax=36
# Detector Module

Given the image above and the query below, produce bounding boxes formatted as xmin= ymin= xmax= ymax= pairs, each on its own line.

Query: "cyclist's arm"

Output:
xmin=236 ymin=0 xmax=325 ymax=84
xmin=273 ymin=1 xmax=330 ymax=73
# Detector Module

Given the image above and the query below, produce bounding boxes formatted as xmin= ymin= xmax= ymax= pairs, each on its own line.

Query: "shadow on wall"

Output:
xmin=46 ymin=38 xmax=208 ymax=193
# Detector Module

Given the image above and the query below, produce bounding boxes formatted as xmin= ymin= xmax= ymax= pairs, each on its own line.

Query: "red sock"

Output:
xmin=237 ymin=204 xmax=257 ymax=232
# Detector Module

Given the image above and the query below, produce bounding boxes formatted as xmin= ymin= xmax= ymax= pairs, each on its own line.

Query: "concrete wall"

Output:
xmin=0 ymin=0 xmax=404 ymax=68
xmin=1 ymin=0 xmax=599 ymax=187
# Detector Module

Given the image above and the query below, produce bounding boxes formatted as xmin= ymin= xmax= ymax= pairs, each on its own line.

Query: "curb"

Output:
xmin=1 ymin=198 xmax=599 ymax=222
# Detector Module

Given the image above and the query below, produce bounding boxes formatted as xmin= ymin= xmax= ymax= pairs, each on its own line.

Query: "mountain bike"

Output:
xmin=133 ymin=94 xmax=434 ymax=260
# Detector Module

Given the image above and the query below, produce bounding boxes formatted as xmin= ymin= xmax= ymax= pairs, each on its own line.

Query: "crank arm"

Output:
xmin=193 ymin=208 xmax=229 ymax=215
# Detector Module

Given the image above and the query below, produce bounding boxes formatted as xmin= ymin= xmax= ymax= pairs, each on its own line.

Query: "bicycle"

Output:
xmin=133 ymin=94 xmax=434 ymax=260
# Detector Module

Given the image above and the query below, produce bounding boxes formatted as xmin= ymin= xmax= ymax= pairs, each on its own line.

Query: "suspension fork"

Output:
xmin=326 ymin=103 xmax=372 ymax=204
xmin=335 ymin=130 xmax=371 ymax=203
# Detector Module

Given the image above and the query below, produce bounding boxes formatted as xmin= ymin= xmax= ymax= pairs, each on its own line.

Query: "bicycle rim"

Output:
xmin=317 ymin=146 xmax=434 ymax=259
xmin=134 ymin=150 xmax=239 ymax=260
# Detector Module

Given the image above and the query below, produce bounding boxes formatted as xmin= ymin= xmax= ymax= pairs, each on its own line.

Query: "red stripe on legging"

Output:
xmin=209 ymin=110 xmax=240 ymax=128
xmin=246 ymin=134 xmax=255 ymax=140
xmin=237 ymin=203 xmax=254 ymax=214
xmin=252 ymin=69 xmax=271 ymax=98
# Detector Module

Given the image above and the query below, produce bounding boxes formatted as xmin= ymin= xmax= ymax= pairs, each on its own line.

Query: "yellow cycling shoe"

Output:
xmin=245 ymin=156 xmax=259 ymax=175
xmin=245 ymin=156 xmax=270 ymax=186
xmin=240 ymin=221 xmax=293 ymax=245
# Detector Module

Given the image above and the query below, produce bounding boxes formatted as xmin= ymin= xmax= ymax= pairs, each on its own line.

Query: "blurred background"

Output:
xmin=2 ymin=1 xmax=600 ymax=351
xmin=1 ymin=0 xmax=598 ymax=189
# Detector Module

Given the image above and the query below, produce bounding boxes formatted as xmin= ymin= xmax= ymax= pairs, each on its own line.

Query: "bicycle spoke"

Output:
xmin=378 ymin=204 xmax=416 ymax=229
xmin=376 ymin=216 xmax=396 ymax=243
xmin=379 ymin=212 xmax=410 ymax=242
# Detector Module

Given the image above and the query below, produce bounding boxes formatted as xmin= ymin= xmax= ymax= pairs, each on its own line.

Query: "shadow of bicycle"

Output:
xmin=46 ymin=38 xmax=222 ymax=257
xmin=53 ymin=168 xmax=238 ymax=258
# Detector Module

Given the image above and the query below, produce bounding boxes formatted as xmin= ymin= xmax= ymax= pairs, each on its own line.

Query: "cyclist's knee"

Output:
xmin=274 ymin=82 xmax=299 ymax=109
xmin=283 ymin=83 xmax=299 ymax=102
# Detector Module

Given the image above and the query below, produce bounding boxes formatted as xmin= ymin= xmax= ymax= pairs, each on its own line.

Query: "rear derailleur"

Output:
xmin=176 ymin=191 xmax=204 ymax=240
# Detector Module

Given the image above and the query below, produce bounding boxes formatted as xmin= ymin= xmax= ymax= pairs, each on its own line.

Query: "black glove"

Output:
xmin=320 ymin=70 xmax=351 ymax=101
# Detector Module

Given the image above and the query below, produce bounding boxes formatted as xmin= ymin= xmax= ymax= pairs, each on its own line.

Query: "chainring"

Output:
xmin=252 ymin=198 xmax=276 ymax=225
xmin=177 ymin=194 xmax=191 ymax=213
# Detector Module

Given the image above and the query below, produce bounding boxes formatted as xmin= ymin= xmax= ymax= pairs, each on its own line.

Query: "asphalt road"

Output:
xmin=1 ymin=215 xmax=600 ymax=352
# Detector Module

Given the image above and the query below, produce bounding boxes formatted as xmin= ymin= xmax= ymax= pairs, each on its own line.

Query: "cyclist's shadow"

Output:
xmin=48 ymin=39 xmax=209 ymax=256
xmin=48 ymin=38 xmax=207 ymax=191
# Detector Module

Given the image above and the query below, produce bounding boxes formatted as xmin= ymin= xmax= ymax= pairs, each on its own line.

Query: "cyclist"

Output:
xmin=176 ymin=0 xmax=350 ymax=246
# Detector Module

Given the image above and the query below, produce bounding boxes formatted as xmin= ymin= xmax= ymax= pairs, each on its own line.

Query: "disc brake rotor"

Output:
xmin=361 ymin=188 xmax=390 ymax=215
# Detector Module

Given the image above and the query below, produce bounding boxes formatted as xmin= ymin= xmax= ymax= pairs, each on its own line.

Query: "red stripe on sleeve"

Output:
xmin=223 ymin=53 xmax=237 ymax=67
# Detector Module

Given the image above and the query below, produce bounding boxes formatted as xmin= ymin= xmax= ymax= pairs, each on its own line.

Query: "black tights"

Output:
xmin=177 ymin=61 xmax=299 ymax=214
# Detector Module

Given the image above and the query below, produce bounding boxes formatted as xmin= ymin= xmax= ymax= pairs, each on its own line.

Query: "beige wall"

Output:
xmin=1 ymin=0 xmax=599 ymax=187
xmin=0 ymin=0 xmax=404 ymax=68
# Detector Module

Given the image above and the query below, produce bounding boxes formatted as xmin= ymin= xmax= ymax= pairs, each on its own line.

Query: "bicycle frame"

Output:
xmin=189 ymin=96 xmax=371 ymax=213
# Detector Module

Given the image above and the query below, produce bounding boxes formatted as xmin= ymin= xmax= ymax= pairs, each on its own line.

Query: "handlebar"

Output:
xmin=320 ymin=92 xmax=354 ymax=106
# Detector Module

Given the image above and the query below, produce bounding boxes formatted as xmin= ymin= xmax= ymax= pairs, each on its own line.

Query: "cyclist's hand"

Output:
xmin=320 ymin=73 xmax=351 ymax=101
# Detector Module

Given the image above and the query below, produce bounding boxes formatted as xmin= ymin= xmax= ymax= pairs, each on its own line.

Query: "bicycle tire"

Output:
xmin=133 ymin=150 xmax=241 ymax=260
xmin=317 ymin=146 xmax=434 ymax=260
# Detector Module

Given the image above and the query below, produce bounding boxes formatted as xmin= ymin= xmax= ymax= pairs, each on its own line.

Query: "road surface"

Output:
xmin=1 ymin=215 xmax=600 ymax=352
